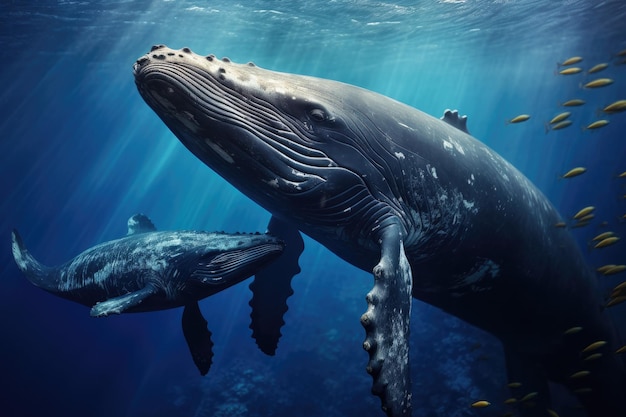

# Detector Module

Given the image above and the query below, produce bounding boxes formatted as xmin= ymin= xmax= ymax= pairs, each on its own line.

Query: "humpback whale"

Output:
xmin=134 ymin=46 xmax=626 ymax=417
xmin=11 ymin=214 xmax=284 ymax=375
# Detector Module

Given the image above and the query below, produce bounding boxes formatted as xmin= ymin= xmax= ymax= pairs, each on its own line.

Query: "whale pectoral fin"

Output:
xmin=182 ymin=301 xmax=214 ymax=376
xmin=89 ymin=284 xmax=158 ymax=317
xmin=441 ymin=109 xmax=470 ymax=134
xmin=362 ymin=225 xmax=412 ymax=417
xmin=249 ymin=216 xmax=303 ymax=355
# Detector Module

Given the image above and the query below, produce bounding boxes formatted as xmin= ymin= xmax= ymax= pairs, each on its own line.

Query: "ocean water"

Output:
xmin=1 ymin=1 xmax=625 ymax=416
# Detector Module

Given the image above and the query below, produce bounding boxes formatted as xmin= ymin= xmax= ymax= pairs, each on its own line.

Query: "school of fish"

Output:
xmin=478 ymin=48 xmax=626 ymax=416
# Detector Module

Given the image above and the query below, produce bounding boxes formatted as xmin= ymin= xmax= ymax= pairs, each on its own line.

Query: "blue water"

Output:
xmin=1 ymin=1 xmax=625 ymax=416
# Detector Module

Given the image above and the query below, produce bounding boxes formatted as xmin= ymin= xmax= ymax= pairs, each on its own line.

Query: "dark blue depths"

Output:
xmin=1 ymin=1 xmax=625 ymax=416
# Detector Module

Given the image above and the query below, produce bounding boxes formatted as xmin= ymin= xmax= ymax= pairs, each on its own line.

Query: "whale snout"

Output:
xmin=132 ymin=56 xmax=149 ymax=76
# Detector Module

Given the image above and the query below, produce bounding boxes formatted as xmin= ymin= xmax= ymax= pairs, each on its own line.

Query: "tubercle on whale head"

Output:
xmin=134 ymin=45 xmax=256 ymax=80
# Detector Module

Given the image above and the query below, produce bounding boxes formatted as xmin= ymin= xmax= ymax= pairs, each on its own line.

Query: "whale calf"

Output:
xmin=134 ymin=46 xmax=626 ymax=417
xmin=11 ymin=214 xmax=284 ymax=375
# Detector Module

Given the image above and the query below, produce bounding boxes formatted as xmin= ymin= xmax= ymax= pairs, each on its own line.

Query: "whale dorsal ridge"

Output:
xmin=127 ymin=213 xmax=157 ymax=235
xmin=441 ymin=109 xmax=470 ymax=134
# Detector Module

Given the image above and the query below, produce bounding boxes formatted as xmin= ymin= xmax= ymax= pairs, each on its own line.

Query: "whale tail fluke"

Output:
xmin=11 ymin=230 xmax=56 ymax=291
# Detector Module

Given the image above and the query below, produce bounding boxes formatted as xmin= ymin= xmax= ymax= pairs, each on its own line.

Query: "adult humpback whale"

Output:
xmin=134 ymin=46 xmax=626 ymax=417
xmin=11 ymin=214 xmax=284 ymax=375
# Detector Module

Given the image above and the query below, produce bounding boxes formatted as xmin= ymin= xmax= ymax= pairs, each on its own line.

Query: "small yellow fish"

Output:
xmin=559 ymin=56 xmax=583 ymax=66
xmin=604 ymin=265 xmax=626 ymax=275
xmin=592 ymin=232 xmax=615 ymax=241
xmin=582 ymin=340 xmax=607 ymax=353
xmin=471 ymin=400 xmax=491 ymax=408
xmin=520 ymin=392 xmax=538 ymax=402
xmin=547 ymin=409 xmax=560 ymax=417
xmin=607 ymin=296 xmax=626 ymax=307
xmin=549 ymin=112 xmax=571 ymax=124
xmin=594 ymin=236 xmax=620 ymax=249
xmin=616 ymin=49 xmax=626 ymax=57
xmin=561 ymin=99 xmax=585 ymax=107
xmin=616 ymin=345 xmax=626 ymax=354
xmin=584 ymin=120 xmax=609 ymax=130
xmin=612 ymin=281 xmax=626 ymax=292
xmin=573 ymin=206 xmax=595 ymax=219
xmin=603 ymin=100 xmax=626 ymax=114
xmin=550 ymin=120 xmax=572 ymax=130
xmin=583 ymin=78 xmax=614 ymax=88
xmin=559 ymin=67 xmax=582 ymax=75
xmin=507 ymin=114 xmax=531 ymax=124
xmin=619 ymin=171 xmax=626 ymax=178
xmin=503 ymin=398 xmax=517 ymax=404
xmin=597 ymin=264 xmax=618 ymax=273
xmin=563 ymin=326 xmax=583 ymax=335
xmin=561 ymin=167 xmax=586 ymax=178
xmin=584 ymin=353 xmax=602 ymax=361
xmin=554 ymin=222 xmax=567 ymax=228
xmin=507 ymin=382 xmax=522 ymax=388
xmin=577 ymin=214 xmax=595 ymax=222
xmin=570 ymin=370 xmax=590 ymax=379
xmin=587 ymin=63 xmax=609 ymax=74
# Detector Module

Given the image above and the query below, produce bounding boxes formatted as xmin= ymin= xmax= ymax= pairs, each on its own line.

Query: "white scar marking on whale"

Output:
xmin=394 ymin=151 xmax=405 ymax=160
xmin=205 ymin=139 xmax=234 ymax=163
xmin=443 ymin=136 xmax=465 ymax=155
xmin=265 ymin=178 xmax=279 ymax=188
xmin=291 ymin=168 xmax=307 ymax=177
xmin=463 ymin=199 xmax=478 ymax=214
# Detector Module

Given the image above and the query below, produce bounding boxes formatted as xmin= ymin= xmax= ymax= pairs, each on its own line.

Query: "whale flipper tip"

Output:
xmin=249 ymin=216 xmax=303 ymax=355
xmin=182 ymin=301 xmax=214 ymax=376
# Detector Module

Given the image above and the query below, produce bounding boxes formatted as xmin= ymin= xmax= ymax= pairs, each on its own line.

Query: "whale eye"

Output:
xmin=309 ymin=108 xmax=326 ymax=122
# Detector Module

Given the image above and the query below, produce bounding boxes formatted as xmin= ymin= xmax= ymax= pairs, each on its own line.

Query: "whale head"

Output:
xmin=133 ymin=45 xmax=400 ymax=237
